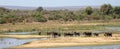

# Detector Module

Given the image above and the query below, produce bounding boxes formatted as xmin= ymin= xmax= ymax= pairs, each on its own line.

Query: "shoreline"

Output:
xmin=9 ymin=36 xmax=120 ymax=48
xmin=9 ymin=44 xmax=120 ymax=49
xmin=11 ymin=42 xmax=120 ymax=48
xmin=0 ymin=34 xmax=50 ymax=39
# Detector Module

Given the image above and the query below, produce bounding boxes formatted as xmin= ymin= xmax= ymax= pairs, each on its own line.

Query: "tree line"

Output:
xmin=0 ymin=4 xmax=120 ymax=24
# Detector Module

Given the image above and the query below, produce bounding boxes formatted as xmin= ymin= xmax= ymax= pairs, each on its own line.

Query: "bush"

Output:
xmin=36 ymin=17 xmax=47 ymax=22
xmin=48 ymin=15 xmax=62 ymax=20
xmin=0 ymin=18 xmax=6 ymax=24
xmin=104 ymin=15 xmax=113 ymax=20
xmin=15 ymin=29 xmax=23 ymax=32
xmin=33 ymin=14 xmax=47 ymax=22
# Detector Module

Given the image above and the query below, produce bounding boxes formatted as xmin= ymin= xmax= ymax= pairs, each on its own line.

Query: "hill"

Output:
xmin=0 ymin=5 xmax=100 ymax=11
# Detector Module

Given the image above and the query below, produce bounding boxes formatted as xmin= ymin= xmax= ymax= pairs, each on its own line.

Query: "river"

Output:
xmin=0 ymin=38 xmax=46 ymax=49
xmin=0 ymin=26 xmax=120 ymax=49
xmin=0 ymin=37 xmax=120 ymax=49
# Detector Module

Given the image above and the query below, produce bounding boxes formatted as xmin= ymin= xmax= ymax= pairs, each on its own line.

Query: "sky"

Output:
xmin=0 ymin=0 xmax=119 ymax=7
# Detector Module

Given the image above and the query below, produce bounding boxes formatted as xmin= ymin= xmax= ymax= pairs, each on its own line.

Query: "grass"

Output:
xmin=0 ymin=20 xmax=120 ymax=34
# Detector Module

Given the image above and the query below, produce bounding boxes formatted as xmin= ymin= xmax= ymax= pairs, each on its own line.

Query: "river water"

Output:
xmin=0 ymin=38 xmax=47 ymax=49
xmin=0 ymin=26 xmax=120 ymax=49
xmin=0 ymin=37 xmax=119 ymax=49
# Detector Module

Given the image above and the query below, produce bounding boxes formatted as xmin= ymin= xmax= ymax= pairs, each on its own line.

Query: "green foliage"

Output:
xmin=100 ymin=4 xmax=113 ymax=15
xmin=48 ymin=14 xmax=62 ymax=20
xmin=33 ymin=14 xmax=47 ymax=22
xmin=85 ymin=6 xmax=93 ymax=15
xmin=76 ymin=15 xmax=84 ymax=20
xmin=112 ymin=14 xmax=120 ymax=19
xmin=0 ymin=7 xmax=9 ymax=12
xmin=104 ymin=15 xmax=113 ymax=20
xmin=37 ymin=17 xmax=47 ymax=22
xmin=63 ymin=12 xmax=76 ymax=21
xmin=0 ymin=18 xmax=6 ymax=24
xmin=15 ymin=29 xmax=23 ymax=32
xmin=0 ymin=4 xmax=120 ymax=24
xmin=36 ymin=7 xmax=43 ymax=12
xmin=113 ymin=6 xmax=120 ymax=14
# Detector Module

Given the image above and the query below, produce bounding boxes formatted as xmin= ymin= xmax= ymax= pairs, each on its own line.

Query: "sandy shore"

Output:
xmin=0 ymin=34 xmax=50 ymax=39
xmin=10 ymin=36 xmax=120 ymax=48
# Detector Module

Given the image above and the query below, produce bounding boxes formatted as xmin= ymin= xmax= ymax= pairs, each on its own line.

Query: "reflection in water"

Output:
xmin=0 ymin=38 xmax=41 ymax=49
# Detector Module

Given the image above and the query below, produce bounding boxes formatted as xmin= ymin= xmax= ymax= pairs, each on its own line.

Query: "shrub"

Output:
xmin=36 ymin=16 xmax=47 ymax=22
xmin=0 ymin=18 xmax=6 ymax=24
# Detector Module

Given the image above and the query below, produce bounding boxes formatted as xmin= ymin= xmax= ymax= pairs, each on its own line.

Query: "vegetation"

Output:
xmin=0 ymin=21 xmax=120 ymax=33
xmin=0 ymin=4 xmax=120 ymax=24
xmin=0 ymin=4 xmax=120 ymax=33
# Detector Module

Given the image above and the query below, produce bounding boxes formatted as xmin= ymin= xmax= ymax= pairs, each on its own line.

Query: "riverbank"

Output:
xmin=1 ymin=21 xmax=120 ymax=33
xmin=0 ymin=20 xmax=120 ymax=32
xmin=0 ymin=34 xmax=49 ymax=39
xmin=10 ymin=36 xmax=120 ymax=48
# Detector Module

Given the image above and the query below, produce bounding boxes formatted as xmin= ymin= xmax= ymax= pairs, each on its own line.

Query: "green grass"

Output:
xmin=0 ymin=21 xmax=120 ymax=34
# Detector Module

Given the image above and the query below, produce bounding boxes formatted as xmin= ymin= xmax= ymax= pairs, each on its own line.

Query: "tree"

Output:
xmin=33 ymin=14 xmax=47 ymax=22
xmin=63 ymin=12 xmax=76 ymax=21
xmin=76 ymin=14 xmax=85 ymax=20
xmin=104 ymin=15 xmax=113 ymax=21
xmin=0 ymin=7 xmax=9 ymax=12
xmin=0 ymin=18 xmax=6 ymax=24
xmin=100 ymin=4 xmax=113 ymax=15
xmin=36 ymin=7 xmax=43 ymax=12
xmin=85 ymin=6 xmax=93 ymax=15
xmin=36 ymin=17 xmax=47 ymax=22
xmin=113 ymin=6 xmax=120 ymax=14
xmin=48 ymin=14 xmax=62 ymax=20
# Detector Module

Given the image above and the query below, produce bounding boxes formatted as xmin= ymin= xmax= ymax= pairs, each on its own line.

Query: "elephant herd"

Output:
xmin=38 ymin=31 xmax=112 ymax=38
